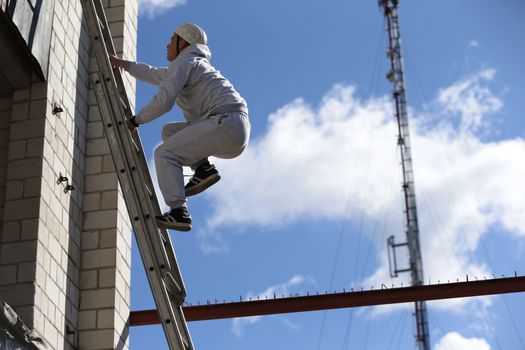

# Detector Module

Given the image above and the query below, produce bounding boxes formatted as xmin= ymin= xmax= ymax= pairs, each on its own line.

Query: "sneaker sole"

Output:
xmin=156 ymin=219 xmax=192 ymax=232
xmin=185 ymin=174 xmax=221 ymax=197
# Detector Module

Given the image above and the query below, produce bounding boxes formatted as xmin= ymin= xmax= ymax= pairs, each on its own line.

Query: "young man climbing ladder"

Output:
xmin=110 ymin=23 xmax=250 ymax=232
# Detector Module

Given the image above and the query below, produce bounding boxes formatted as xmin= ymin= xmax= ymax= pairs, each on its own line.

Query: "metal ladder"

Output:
xmin=80 ymin=0 xmax=194 ymax=349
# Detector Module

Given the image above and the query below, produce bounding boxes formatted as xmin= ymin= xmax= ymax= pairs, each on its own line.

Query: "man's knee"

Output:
xmin=161 ymin=122 xmax=186 ymax=142
xmin=154 ymin=143 xmax=169 ymax=161
xmin=161 ymin=125 xmax=171 ymax=142
xmin=155 ymin=143 xmax=184 ymax=165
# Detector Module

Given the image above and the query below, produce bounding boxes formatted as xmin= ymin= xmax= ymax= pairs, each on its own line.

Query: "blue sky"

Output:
xmin=128 ymin=1 xmax=525 ymax=349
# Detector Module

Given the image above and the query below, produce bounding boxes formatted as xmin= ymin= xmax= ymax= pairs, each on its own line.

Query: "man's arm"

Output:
xmin=109 ymin=55 xmax=167 ymax=85
xmin=134 ymin=59 xmax=192 ymax=124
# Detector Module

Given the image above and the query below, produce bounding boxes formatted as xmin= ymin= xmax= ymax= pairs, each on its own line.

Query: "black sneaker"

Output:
xmin=185 ymin=162 xmax=221 ymax=197
xmin=156 ymin=207 xmax=192 ymax=232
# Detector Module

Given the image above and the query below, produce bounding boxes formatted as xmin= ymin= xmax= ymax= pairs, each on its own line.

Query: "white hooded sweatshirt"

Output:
xmin=125 ymin=44 xmax=248 ymax=124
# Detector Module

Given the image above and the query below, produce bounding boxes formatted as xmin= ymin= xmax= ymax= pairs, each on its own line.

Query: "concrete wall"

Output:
xmin=0 ymin=0 xmax=137 ymax=349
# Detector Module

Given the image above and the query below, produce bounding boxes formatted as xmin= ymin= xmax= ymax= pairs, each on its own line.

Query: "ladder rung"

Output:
xmin=131 ymin=138 xmax=141 ymax=154
xmin=164 ymin=272 xmax=184 ymax=300
xmin=182 ymin=334 xmax=190 ymax=349
xmin=96 ymin=15 xmax=105 ymax=30
xmin=145 ymin=183 xmax=153 ymax=198
xmin=119 ymin=95 xmax=128 ymax=110
xmin=159 ymin=229 xmax=168 ymax=245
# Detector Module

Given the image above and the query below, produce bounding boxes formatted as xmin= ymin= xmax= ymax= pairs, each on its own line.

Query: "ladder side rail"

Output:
xmin=81 ymin=0 xmax=194 ymax=348
xmin=85 ymin=11 xmax=176 ymax=281
xmin=98 ymin=72 xmax=181 ymax=292
xmin=89 ymin=73 xmax=168 ymax=288
xmin=83 ymin=0 xmax=186 ymax=286
xmin=88 ymin=23 xmax=194 ymax=350
xmin=90 ymin=0 xmax=184 ymax=282
xmin=85 ymin=0 xmax=191 ymax=315
xmin=85 ymin=10 xmax=188 ymax=318
xmin=91 ymin=73 xmax=192 ymax=350
xmin=100 ymin=36 xmax=187 ymax=289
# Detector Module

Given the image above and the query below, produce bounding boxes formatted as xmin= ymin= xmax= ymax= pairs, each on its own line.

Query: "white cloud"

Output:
xmin=469 ymin=40 xmax=480 ymax=48
xmin=196 ymin=227 xmax=229 ymax=254
xmin=231 ymin=275 xmax=313 ymax=337
xmin=139 ymin=0 xmax=186 ymax=18
xmin=437 ymin=69 xmax=502 ymax=133
xmin=203 ymin=70 xmax=525 ymax=312
xmin=280 ymin=318 xmax=301 ymax=331
xmin=434 ymin=332 xmax=491 ymax=350
xmin=209 ymin=85 xmax=399 ymax=229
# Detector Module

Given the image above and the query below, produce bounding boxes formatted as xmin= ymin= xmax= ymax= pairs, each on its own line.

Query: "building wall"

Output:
xmin=0 ymin=79 xmax=48 ymax=342
xmin=0 ymin=97 xmax=12 ymax=231
xmin=0 ymin=0 xmax=137 ymax=349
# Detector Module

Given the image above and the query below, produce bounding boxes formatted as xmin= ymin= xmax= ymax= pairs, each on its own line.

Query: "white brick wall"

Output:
xmin=0 ymin=84 xmax=45 ymax=329
xmin=0 ymin=0 xmax=137 ymax=349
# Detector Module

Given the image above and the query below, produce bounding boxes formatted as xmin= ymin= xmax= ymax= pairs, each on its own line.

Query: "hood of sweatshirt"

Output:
xmin=177 ymin=44 xmax=212 ymax=61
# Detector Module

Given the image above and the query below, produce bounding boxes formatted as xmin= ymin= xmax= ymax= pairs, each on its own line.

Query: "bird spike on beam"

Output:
xmin=130 ymin=276 xmax=525 ymax=326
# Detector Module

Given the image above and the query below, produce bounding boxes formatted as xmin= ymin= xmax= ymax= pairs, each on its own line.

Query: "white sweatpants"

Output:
xmin=154 ymin=112 xmax=250 ymax=209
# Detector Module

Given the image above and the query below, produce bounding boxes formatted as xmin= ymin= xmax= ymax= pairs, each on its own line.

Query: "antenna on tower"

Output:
xmin=378 ymin=1 xmax=430 ymax=349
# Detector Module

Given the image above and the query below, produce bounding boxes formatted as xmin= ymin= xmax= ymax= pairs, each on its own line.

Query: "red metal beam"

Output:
xmin=130 ymin=276 xmax=525 ymax=326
